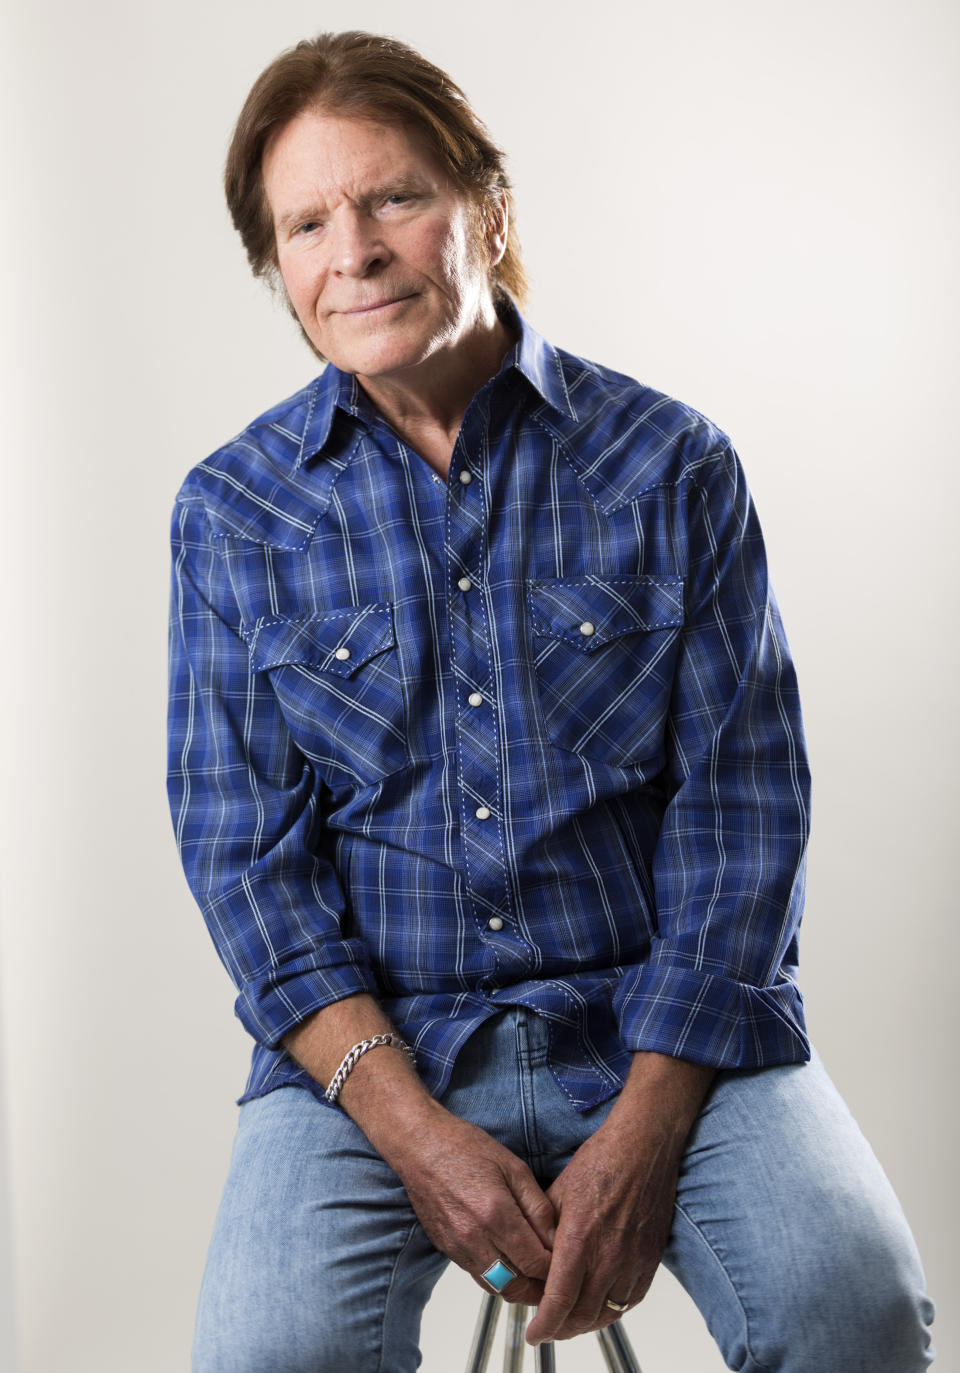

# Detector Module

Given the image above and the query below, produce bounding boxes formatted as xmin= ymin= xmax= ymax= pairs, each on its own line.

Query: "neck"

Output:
xmin=356 ymin=305 xmax=516 ymax=473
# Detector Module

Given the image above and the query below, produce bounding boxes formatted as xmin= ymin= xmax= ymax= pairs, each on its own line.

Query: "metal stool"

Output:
xmin=466 ymin=1292 xmax=643 ymax=1372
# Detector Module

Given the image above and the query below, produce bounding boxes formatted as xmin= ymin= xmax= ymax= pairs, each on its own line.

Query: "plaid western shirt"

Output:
xmin=167 ymin=307 xmax=812 ymax=1113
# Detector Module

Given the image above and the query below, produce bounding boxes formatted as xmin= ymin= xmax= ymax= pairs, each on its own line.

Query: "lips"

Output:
xmin=341 ymin=294 xmax=415 ymax=315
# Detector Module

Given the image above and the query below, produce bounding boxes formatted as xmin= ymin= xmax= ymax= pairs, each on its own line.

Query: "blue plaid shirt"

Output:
xmin=167 ymin=307 xmax=811 ymax=1113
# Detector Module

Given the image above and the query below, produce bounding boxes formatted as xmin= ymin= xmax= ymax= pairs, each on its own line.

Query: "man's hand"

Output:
xmin=525 ymin=1053 xmax=716 ymax=1345
xmin=282 ymin=996 xmax=555 ymax=1306
xmin=523 ymin=1117 xmax=679 ymax=1342
xmin=386 ymin=1104 xmax=557 ymax=1306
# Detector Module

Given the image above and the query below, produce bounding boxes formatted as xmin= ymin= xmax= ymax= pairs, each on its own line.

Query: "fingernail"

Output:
xmin=546 ymin=1227 xmax=556 ymax=1246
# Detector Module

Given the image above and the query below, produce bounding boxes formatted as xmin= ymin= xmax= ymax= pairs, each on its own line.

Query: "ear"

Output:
xmin=486 ymin=189 xmax=508 ymax=268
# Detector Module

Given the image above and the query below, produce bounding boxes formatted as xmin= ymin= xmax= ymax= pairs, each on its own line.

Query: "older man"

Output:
xmin=167 ymin=30 xmax=934 ymax=1372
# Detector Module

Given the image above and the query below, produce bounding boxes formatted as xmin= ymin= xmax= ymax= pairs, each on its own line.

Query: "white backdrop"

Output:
xmin=1 ymin=1 xmax=956 ymax=1369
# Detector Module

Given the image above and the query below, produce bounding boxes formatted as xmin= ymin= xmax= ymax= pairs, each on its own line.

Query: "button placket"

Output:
xmin=445 ymin=427 xmax=526 ymax=968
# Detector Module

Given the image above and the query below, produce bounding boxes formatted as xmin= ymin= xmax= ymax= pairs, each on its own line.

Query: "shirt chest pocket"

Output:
xmin=246 ymin=603 xmax=410 ymax=786
xmin=528 ymin=575 xmax=685 ymax=769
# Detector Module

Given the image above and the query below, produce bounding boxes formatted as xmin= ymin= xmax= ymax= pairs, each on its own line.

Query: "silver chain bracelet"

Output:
xmin=324 ymin=1033 xmax=416 ymax=1104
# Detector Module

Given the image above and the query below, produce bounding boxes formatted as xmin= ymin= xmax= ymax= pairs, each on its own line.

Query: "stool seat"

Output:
xmin=466 ymin=1291 xmax=643 ymax=1372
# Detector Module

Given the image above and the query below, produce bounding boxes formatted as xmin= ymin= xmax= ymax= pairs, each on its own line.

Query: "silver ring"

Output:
xmin=604 ymin=1297 xmax=630 ymax=1312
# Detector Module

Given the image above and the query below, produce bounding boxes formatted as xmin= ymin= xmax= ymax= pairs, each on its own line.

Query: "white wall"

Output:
xmin=1 ymin=1 xmax=956 ymax=1369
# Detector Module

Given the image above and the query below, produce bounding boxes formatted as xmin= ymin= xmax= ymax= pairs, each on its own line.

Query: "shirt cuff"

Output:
xmin=235 ymin=959 xmax=380 ymax=1051
xmin=613 ymin=960 xmax=810 ymax=1070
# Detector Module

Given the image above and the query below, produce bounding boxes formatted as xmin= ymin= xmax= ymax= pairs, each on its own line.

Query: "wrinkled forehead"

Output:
xmin=262 ymin=102 xmax=456 ymax=200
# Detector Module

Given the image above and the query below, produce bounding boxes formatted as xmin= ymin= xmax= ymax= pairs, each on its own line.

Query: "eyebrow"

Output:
xmin=275 ymin=206 xmax=322 ymax=234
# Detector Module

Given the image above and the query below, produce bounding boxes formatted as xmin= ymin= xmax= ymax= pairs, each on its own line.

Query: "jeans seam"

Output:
xmin=673 ymin=1200 xmax=773 ymax=1373
xmin=516 ymin=1013 xmax=545 ymax=1167
xmin=375 ymin=1219 xmax=426 ymax=1373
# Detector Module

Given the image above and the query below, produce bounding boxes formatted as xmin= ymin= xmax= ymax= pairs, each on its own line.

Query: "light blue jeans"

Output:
xmin=192 ymin=1009 xmax=934 ymax=1372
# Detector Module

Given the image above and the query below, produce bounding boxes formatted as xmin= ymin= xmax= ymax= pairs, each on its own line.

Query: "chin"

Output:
xmin=337 ymin=336 xmax=436 ymax=379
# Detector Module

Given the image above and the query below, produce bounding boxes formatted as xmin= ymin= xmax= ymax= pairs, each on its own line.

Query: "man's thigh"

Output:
xmin=191 ymin=1009 xmax=539 ymax=1373
xmin=191 ymin=1087 xmax=447 ymax=1373
xmin=192 ymin=1019 xmax=935 ymax=1373
xmin=660 ymin=1050 xmax=935 ymax=1372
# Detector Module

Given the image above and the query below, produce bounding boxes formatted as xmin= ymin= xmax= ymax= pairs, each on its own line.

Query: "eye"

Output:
xmin=294 ymin=220 xmax=322 ymax=236
xmin=384 ymin=193 xmax=414 ymax=207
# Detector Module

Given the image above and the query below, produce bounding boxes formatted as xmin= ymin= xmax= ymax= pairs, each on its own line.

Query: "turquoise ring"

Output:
xmin=481 ymin=1257 xmax=519 ymax=1292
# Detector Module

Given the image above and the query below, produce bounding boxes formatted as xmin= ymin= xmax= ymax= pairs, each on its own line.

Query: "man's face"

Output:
xmin=262 ymin=105 xmax=498 ymax=381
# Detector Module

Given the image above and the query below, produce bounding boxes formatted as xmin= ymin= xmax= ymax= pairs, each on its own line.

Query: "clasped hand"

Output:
xmin=388 ymin=1104 xmax=681 ymax=1345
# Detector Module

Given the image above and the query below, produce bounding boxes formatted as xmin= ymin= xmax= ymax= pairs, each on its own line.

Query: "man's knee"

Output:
xmin=678 ymin=1057 xmax=935 ymax=1371
xmin=191 ymin=1284 xmax=398 ymax=1373
xmin=750 ymin=1201 xmax=935 ymax=1372
xmin=192 ymin=1324 xmax=374 ymax=1373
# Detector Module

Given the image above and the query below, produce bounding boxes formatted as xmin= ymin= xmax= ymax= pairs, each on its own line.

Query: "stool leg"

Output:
xmin=466 ymin=1292 xmax=502 ymax=1373
xmin=502 ymin=1303 xmax=528 ymax=1373
xmin=597 ymin=1320 xmax=644 ymax=1373
xmin=533 ymin=1339 xmax=556 ymax=1372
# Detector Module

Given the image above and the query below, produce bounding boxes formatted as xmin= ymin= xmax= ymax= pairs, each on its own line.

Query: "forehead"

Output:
xmin=262 ymin=105 xmax=454 ymax=212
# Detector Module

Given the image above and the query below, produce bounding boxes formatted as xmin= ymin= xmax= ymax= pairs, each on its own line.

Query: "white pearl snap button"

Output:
xmin=475 ymin=805 xmax=491 ymax=820
xmin=335 ymin=647 xmax=351 ymax=661
xmin=458 ymin=577 xmax=473 ymax=592
xmin=468 ymin=692 xmax=483 ymax=707
xmin=487 ymin=917 xmax=504 ymax=931
xmin=459 ymin=470 xmax=473 ymax=485
xmin=579 ymin=621 xmax=596 ymax=637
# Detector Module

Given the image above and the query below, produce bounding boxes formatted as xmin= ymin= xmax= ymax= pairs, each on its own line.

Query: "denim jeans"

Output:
xmin=192 ymin=1008 xmax=934 ymax=1372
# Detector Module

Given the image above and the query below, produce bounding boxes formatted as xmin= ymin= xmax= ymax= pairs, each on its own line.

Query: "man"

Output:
xmin=167 ymin=30 xmax=934 ymax=1372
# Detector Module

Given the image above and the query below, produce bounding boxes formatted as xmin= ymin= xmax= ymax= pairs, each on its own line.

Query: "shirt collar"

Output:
xmin=294 ymin=365 xmax=362 ymax=471
xmin=294 ymin=303 xmax=576 ymax=472
xmin=499 ymin=300 xmax=578 ymax=422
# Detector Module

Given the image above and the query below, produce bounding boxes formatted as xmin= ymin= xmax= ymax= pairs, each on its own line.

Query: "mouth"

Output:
xmin=341 ymin=294 xmax=416 ymax=316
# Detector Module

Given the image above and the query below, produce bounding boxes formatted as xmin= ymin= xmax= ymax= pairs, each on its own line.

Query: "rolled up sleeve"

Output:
xmin=614 ymin=446 xmax=812 ymax=1069
xmin=166 ymin=492 xmax=378 ymax=1048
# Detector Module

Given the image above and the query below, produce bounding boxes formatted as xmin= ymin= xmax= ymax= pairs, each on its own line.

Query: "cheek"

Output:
xmin=423 ymin=216 xmax=479 ymax=294
xmin=438 ymin=232 xmax=464 ymax=283
xmin=279 ymin=255 xmax=323 ymax=315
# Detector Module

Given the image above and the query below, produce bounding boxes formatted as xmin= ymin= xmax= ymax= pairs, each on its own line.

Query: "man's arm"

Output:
xmin=530 ymin=443 xmax=810 ymax=1343
xmin=168 ymin=489 xmax=553 ymax=1303
xmin=168 ymin=491 xmax=380 ymax=1043
xmin=283 ymin=995 xmax=556 ymax=1306
xmin=612 ymin=443 xmax=812 ymax=1070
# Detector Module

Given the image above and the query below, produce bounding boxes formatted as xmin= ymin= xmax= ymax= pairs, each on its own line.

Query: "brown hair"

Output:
xmin=224 ymin=30 xmax=527 ymax=311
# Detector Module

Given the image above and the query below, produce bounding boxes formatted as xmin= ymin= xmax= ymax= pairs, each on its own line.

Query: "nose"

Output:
xmin=329 ymin=207 xmax=390 ymax=278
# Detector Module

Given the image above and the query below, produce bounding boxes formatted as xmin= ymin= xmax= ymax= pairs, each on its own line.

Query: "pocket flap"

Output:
xmin=246 ymin=604 xmax=395 ymax=677
xmin=529 ymin=575 xmax=683 ymax=651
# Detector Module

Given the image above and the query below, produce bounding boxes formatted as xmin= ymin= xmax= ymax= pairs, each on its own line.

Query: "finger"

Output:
xmin=421 ymin=1155 xmax=552 ymax=1286
xmin=561 ymin=1263 xmax=631 ymax=1335
xmin=473 ymin=1255 xmax=544 ymax=1308
xmin=498 ymin=1273 xmax=546 ymax=1307
xmin=556 ymin=1302 xmax=629 ymax=1342
xmin=524 ymin=1226 xmax=587 ymax=1345
xmin=460 ymin=1172 xmax=553 ymax=1300
xmin=509 ymin=1167 xmax=557 ymax=1252
xmin=553 ymin=1264 xmax=653 ymax=1341
xmin=487 ymin=1190 xmax=554 ymax=1283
